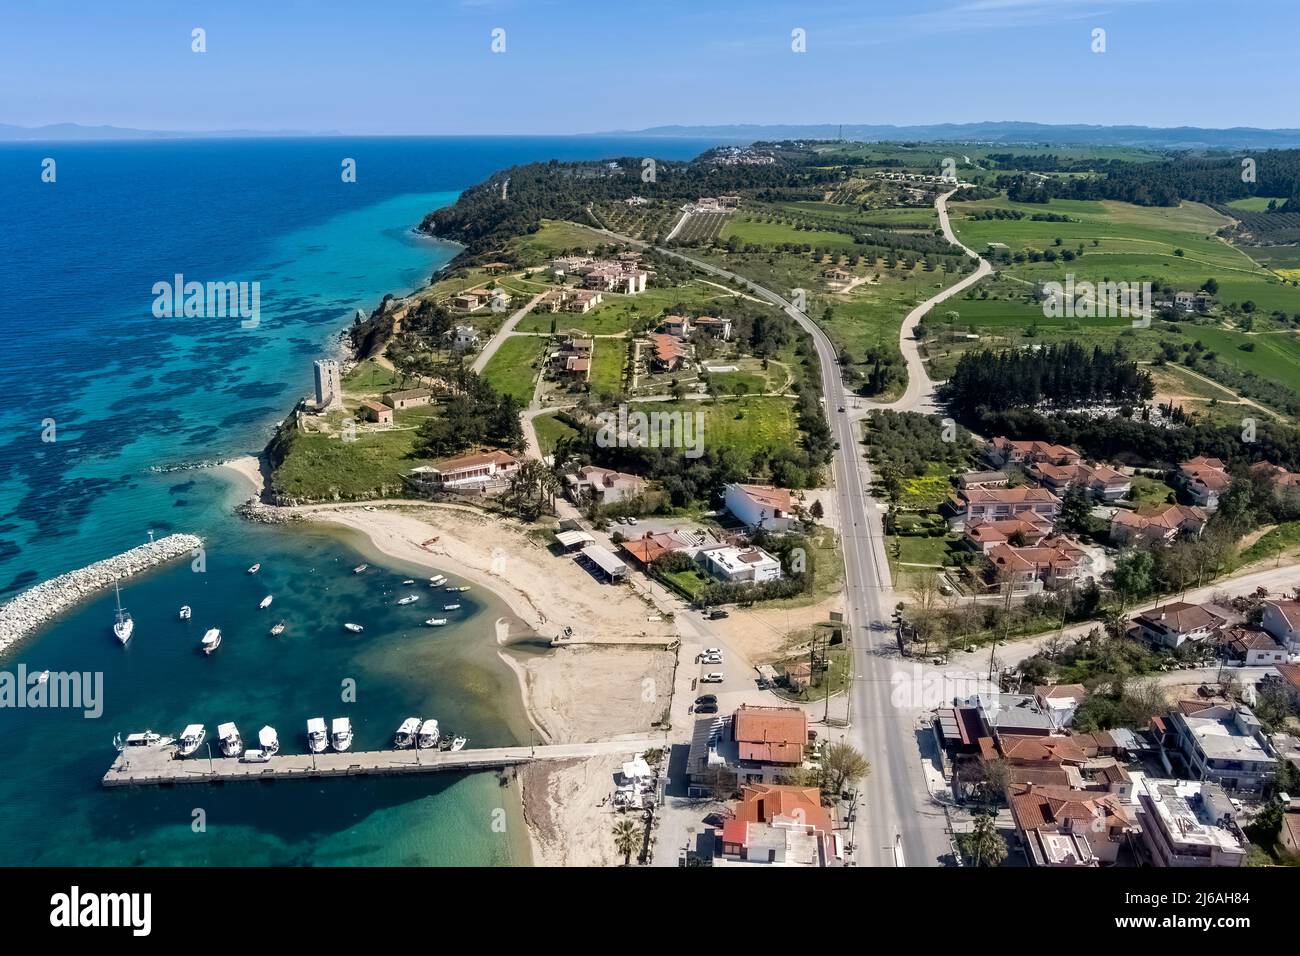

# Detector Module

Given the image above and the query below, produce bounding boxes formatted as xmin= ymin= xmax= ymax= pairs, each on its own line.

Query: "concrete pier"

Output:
xmin=102 ymin=735 xmax=663 ymax=788
xmin=0 ymin=533 xmax=203 ymax=654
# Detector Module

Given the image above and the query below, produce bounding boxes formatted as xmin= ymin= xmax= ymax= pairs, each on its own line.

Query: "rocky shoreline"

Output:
xmin=0 ymin=533 xmax=203 ymax=655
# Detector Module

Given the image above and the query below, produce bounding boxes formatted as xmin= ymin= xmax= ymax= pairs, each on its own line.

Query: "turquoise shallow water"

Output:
xmin=0 ymin=135 xmax=709 ymax=866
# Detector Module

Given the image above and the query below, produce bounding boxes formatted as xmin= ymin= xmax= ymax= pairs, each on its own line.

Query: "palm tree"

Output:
xmin=612 ymin=818 xmax=640 ymax=866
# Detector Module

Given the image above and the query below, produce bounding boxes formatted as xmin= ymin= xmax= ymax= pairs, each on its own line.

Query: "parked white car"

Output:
xmin=701 ymin=672 xmax=724 ymax=683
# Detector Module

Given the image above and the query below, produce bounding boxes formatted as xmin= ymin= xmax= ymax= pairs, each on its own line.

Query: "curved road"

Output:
xmin=586 ymin=189 xmax=991 ymax=867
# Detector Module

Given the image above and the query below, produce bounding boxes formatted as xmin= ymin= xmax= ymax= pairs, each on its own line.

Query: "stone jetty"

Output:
xmin=0 ymin=533 xmax=202 ymax=654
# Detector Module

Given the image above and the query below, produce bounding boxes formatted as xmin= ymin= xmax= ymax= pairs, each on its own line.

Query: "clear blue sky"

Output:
xmin=2 ymin=0 xmax=1296 ymax=134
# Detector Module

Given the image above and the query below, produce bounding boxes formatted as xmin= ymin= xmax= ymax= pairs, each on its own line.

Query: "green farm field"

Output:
xmin=625 ymin=396 xmax=797 ymax=459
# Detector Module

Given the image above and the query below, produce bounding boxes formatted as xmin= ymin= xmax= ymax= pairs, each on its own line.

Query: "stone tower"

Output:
xmin=313 ymin=359 xmax=343 ymax=410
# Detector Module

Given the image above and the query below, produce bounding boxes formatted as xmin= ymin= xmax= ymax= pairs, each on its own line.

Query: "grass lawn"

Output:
xmin=481 ymin=335 xmax=548 ymax=403
xmin=510 ymin=219 xmax=612 ymax=263
xmin=894 ymin=462 xmax=958 ymax=510
xmin=516 ymin=281 xmax=740 ymax=335
xmin=888 ymin=534 xmax=957 ymax=567
xmin=660 ymin=567 xmax=710 ymax=599
xmin=770 ymin=642 xmax=851 ymax=703
xmin=271 ymin=427 xmax=428 ymax=501
xmin=532 ymin=411 xmax=579 ymax=455
xmin=343 ymin=358 xmax=404 ymax=395
xmin=590 ymin=338 xmax=627 ymax=398
xmin=1127 ymin=474 xmax=1176 ymax=508
xmin=625 ymin=396 xmax=797 ymax=459
xmin=721 ymin=216 xmax=861 ymax=250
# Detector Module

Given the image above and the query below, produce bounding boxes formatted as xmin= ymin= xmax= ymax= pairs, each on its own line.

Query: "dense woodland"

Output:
xmin=941 ymin=342 xmax=1154 ymax=414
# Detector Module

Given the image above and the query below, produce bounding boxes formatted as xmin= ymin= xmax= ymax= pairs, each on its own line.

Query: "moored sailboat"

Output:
xmin=112 ymin=580 xmax=134 ymax=645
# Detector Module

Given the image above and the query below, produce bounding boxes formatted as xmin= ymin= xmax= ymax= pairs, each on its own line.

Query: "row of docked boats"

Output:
xmin=117 ymin=717 xmax=467 ymax=759
xmin=393 ymin=717 xmax=466 ymax=751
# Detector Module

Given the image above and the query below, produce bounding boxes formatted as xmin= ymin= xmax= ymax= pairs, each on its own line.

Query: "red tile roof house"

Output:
xmin=1009 ymin=783 xmax=1138 ymax=866
xmin=1130 ymin=602 xmax=1227 ymax=650
xmin=564 ymin=464 xmax=647 ymax=506
xmin=987 ymin=538 xmax=1087 ymax=594
xmin=723 ymin=704 xmax=810 ymax=786
xmin=618 ymin=530 xmax=689 ymax=568
xmin=1249 ymin=460 xmax=1300 ymax=490
xmin=716 ymin=784 xmax=839 ymax=866
xmin=1031 ymin=461 xmax=1132 ymax=502
xmin=962 ymin=515 xmax=1053 ymax=554
xmin=1110 ymin=503 xmax=1207 ymax=547
xmin=985 ymin=437 xmax=1082 ymax=468
xmin=1222 ymin=624 xmax=1290 ymax=666
xmin=1261 ymin=599 xmax=1300 ymax=656
xmin=649 ymin=333 xmax=685 ymax=371
xmin=409 ymin=450 xmax=520 ymax=491
xmin=1178 ymin=457 xmax=1231 ymax=509
xmin=947 ymin=486 xmax=1061 ymax=529
xmin=725 ymin=482 xmax=797 ymax=532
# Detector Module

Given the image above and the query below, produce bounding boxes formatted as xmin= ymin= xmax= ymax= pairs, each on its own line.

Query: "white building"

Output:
xmin=1261 ymin=600 xmax=1300 ymax=656
xmin=725 ymin=483 xmax=796 ymax=532
xmin=1136 ymin=779 xmax=1248 ymax=867
xmin=701 ymin=545 xmax=783 ymax=584
xmin=313 ymin=359 xmax=344 ymax=410
xmin=452 ymin=326 xmax=481 ymax=352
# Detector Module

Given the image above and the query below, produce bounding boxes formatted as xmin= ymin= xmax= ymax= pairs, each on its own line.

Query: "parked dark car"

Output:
xmin=707 ymin=609 xmax=729 ymax=620
xmin=694 ymin=703 xmax=719 ymax=715
xmin=694 ymin=694 xmax=717 ymax=707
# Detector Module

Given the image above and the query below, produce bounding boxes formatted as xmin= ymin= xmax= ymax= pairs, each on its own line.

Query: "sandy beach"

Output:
xmin=219 ymin=454 xmax=269 ymax=498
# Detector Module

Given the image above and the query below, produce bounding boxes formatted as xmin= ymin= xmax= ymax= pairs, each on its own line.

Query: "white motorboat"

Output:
xmin=306 ymin=717 xmax=328 ymax=753
xmin=200 ymin=628 xmax=221 ymax=655
xmin=36 ymin=669 xmax=50 ymax=685
xmin=217 ymin=722 xmax=243 ymax=758
xmin=424 ymin=618 xmax=447 ymax=627
xmin=443 ymin=603 xmax=461 ymax=611
xmin=247 ymin=563 xmax=261 ymax=574
xmin=450 ymin=736 xmax=467 ymax=752
xmin=177 ymin=724 xmax=206 ymax=757
xmin=343 ymin=622 xmax=364 ymax=633
xmin=445 ymin=585 xmax=470 ymax=593
xmin=396 ymin=594 xmax=419 ymax=605
xmin=417 ymin=719 xmax=440 ymax=749
xmin=116 ymin=730 xmax=173 ymax=750
xmin=353 ymin=564 xmax=368 ymax=574
xmin=178 ymin=605 xmax=192 ymax=620
xmin=394 ymin=717 xmax=421 ymax=748
xmin=258 ymin=725 xmax=280 ymax=757
xmin=429 ymin=574 xmax=446 ymax=586
xmin=401 ymin=579 xmax=416 ymax=586
xmin=269 ymin=622 xmax=285 ymax=636
xmin=112 ymin=580 xmax=134 ymax=645
xmin=259 ymin=595 xmax=273 ymax=609
xmin=330 ymin=717 xmax=354 ymax=752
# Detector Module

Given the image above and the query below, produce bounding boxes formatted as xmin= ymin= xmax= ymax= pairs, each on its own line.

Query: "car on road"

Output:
xmin=707 ymin=609 xmax=729 ymax=620
xmin=837 ymin=406 xmax=845 ymax=413
xmin=694 ymin=694 xmax=717 ymax=706
xmin=694 ymin=703 xmax=718 ymax=715
xmin=626 ymin=517 xmax=638 ymax=526
xmin=701 ymin=672 xmax=724 ymax=683
xmin=703 ymin=647 xmax=721 ymax=656
xmin=701 ymin=653 xmax=723 ymax=665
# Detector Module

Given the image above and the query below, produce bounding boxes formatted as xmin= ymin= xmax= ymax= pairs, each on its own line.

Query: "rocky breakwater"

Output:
xmin=0 ymin=533 xmax=203 ymax=654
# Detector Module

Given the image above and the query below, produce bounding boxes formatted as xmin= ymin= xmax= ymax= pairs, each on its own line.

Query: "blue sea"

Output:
xmin=0 ymin=135 xmax=710 ymax=866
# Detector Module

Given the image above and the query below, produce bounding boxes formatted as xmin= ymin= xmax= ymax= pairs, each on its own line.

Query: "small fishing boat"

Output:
xmin=258 ymin=725 xmax=280 ymax=757
xmin=178 ymin=605 xmax=192 ymax=620
xmin=353 ymin=564 xmax=368 ymax=574
xmin=401 ymin=579 xmax=416 ymax=586
xmin=306 ymin=717 xmax=328 ymax=753
xmin=443 ymin=603 xmax=461 ymax=611
xmin=177 ymin=724 xmax=206 ymax=757
xmin=269 ymin=622 xmax=285 ymax=636
xmin=445 ymin=585 xmax=470 ymax=593
xmin=259 ymin=595 xmax=273 ymax=609
xmin=396 ymin=594 xmax=419 ymax=606
xmin=424 ymin=618 xmax=447 ymax=627
xmin=417 ymin=719 xmax=440 ymax=749
xmin=330 ymin=717 xmax=353 ymax=752
xmin=394 ymin=717 xmax=421 ymax=749
xmin=429 ymin=574 xmax=446 ymax=586
xmin=217 ymin=722 xmax=243 ymax=758
xmin=200 ymin=628 xmax=221 ymax=655
xmin=343 ymin=622 xmax=364 ymax=633
xmin=112 ymin=581 xmax=134 ymax=645
xmin=450 ymin=736 xmax=467 ymax=752
xmin=247 ymin=563 xmax=261 ymax=574
xmin=115 ymin=730 xmax=173 ymax=751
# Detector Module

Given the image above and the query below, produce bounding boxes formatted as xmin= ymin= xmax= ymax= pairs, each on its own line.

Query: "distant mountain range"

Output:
xmin=0 ymin=123 xmax=333 ymax=142
xmin=7 ymin=120 xmax=1300 ymax=151
xmin=602 ymin=122 xmax=1300 ymax=151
